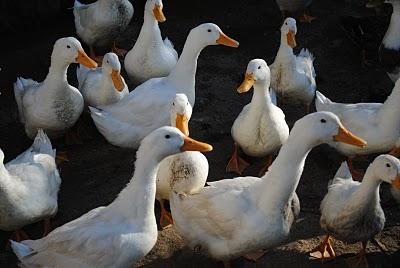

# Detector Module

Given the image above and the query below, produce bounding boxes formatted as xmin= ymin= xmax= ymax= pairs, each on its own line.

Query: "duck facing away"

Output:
xmin=14 ymin=37 xmax=97 ymax=139
xmin=125 ymin=0 xmax=178 ymax=84
xmin=0 ymin=130 xmax=61 ymax=239
xmin=315 ymin=79 xmax=400 ymax=177
xmin=11 ymin=126 xmax=212 ymax=268
xmin=90 ymin=23 xmax=239 ymax=149
xmin=227 ymin=59 xmax=289 ymax=176
xmin=270 ymin=18 xmax=316 ymax=113
xmin=310 ymin=155 xmax=400 ymax=267
xmin=170 ymin=112 xmax=366 ymax=264
xmin=77 ymin=52 xmax=128 ymax=107
xmin=156 ymin=94 xmax=210 ymax=228
xmin=73 ymin=0 xmax=134 ymax=58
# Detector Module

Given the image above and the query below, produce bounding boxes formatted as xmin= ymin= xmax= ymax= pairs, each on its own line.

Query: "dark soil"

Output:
xmin=0 ymin=0 xmax=399 ymax=267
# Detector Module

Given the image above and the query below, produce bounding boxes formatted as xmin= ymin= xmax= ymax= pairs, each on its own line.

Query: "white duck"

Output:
xmin=156 ymin=94 xmax=210 ymax=228
xmin=77 ymin=52 xmax=128 ymax=107
xmin=14 ymin=37 xmax=97 ymax=139
xmin=11 ymin=126 xmax=212 ymax=268
xmin=73 ymin=0 xmax=134 ymax=58
xmin=315 ymin=78 xmax=400 ymax=177
xmin=227 ymin=59 xmax=289 ymax=176
xmin=170 ymin=112 xmax=366 ymax=264
xmin=0 ymin=130 xmax=61 ymax=239
xmin=270 ymin=17 xmax=316 ymax=113
xmin=90 ymin=23 xmax=239 ymax=149
xmin=310 ymin=155 xmax=400 ymax=267
xmin=125 ymin=0 xmax=178 ymax=84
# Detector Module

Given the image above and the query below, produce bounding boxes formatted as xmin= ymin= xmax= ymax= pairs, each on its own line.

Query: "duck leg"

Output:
xmin=370 ymin=238 xmax=387 ymax=254
xmin=347 ymin=158 xmax=365 ymax=181
xmin=258 ymin=155 xmax=273 ymax=177
xmin=112 ymin=42 xmax=128 ymax=57
xmin=309 ymin=234 xmax=336 ymax=260
xmin=242 ymin=249 xmax=268 ymax=262
xmin=11 ymin=229 xmax=30 ymax=242
xmin=158 ymin=199 xmax=173 ymax=229
xmin=226 ymin=143 xmax=250 ymax=175
xmin=299 ymin=9 xmax=316 ymax=24
xmin=42 ymin=218 xmax=52 ymax=237
xmin=56 ymin=151 xmax=69 ymax=165
xmin=346 ymin=242 xmax=369 ymax=268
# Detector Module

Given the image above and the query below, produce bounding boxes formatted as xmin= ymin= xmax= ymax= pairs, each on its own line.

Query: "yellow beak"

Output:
xmin=111 ymin=70 xmax=125 ymax=92
xmin=333 ymin=126 xmax=367 ymax=148
xmin=181 ymin=136 xmax=213 ymax=152
xmin=153 ymin=4 xmax=166 ymax=22
xmin=287 ymin=29 xmax=297 ymax=48
xmin=76 ymin=49 xmax=97 ymax=69
xmin=216 ymin=32 xmax=239 ymax=48
xmin=175 ymin=113 xmax=189 ymax=136
xmin=393 ymin=175 xmax=400 ymax=190
xmin=237 ymin=73 xmax=255 ymax=93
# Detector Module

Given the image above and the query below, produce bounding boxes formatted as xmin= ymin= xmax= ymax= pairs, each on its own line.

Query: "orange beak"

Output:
xmin=76 ymin=49 xmax=97 ymax=69
xmin=175 ymin=113 xmax=189 ymax=136
xmin=237 ymin=73 xmax=255 ymax=93
xmin=153 ymin=4 xmax=166 ymax=22
xmin=389 ymin=147 xmax=400 ymax=158
xmin=111 ymin=70 xmax=125 ymax=92
xmin=181 ymin=136 xmax=213 ymax=152
xmin=216 ymin=32 xmax=239 ymax=48
xmin=286 ymin=29 xmax=297 ymax=48
xmin=392 ymin=175 xmax=400 ymax=190
xmin=333 ymin=126 xmax=367 ymax=148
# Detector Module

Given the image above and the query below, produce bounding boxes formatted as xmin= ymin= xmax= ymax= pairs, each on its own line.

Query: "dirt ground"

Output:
xmin=0 ymin=0 xmax=399 ymax=267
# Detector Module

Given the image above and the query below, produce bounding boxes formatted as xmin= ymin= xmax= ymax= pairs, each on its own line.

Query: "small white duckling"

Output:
xmin=156 ymin=94 xmax=210 ymax=228
xmin=0 ymin=130 xmax=61 ymax=239
xmin=310 ymin=155 xmax=400 ymax=267
xmin=125 ymin=0 xmax=178 ymax=84
xmin=73 ymin=0 xmax=134 ymax=58
xmin=227 ymin=59 xmax=289 ymax=175
xmin=11 ymin=127 xmax=212 ymax=268
xmin=77 ymin=52 xmax=128 ymax=107
xmin=270 ymin=17 xmax=316 ymax=113
xmin=14 ymin=37 xmax=97 ymax=139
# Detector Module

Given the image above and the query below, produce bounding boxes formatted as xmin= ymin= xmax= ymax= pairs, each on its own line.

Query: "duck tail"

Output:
xmin=10 ymin=240 xmax=34 ymax=260
xmin=163 ymin=37 xmax=178 ymax=60
xmin=13 ymin=77 xmax=27 ymax=124
xmin=314 ymin=91 xmax=332 ymax=111
xmin=329 ymin=161 xmax=352 ymax=186
xmin=32 ymin=129 xmax=54 ymax=157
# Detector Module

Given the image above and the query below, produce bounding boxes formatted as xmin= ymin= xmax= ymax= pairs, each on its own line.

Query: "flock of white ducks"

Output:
xmin=1 ymin=0 xmax=399 ymax=267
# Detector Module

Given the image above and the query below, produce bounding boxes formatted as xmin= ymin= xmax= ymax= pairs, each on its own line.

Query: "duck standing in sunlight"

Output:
xmin=11 ymin=127 xmax=212 ymax=268
xmin=310 ymin=155 xmax=400 ymax=267
xmin=315 ymin=78 xmax=400 ymax=178
xmin=270 ymin=18 xmax=316 ymax=113
xmin=14 ymin=37 xmax=97 ymax=140
xmin=170 ymin=112 xmax=366 ymax=265
xmin=77 ymin=52 xmax=128 ymax=107
xmin=125 ymin=0 xmax=178 ymax=84
xmin=0 ymin=130 xmax=61 ymax=240
xmin=90 ymin=23 xmax=239 ymax=149
xmin=156 ymin=94 xmax=211 ymax=228
xmin=275 ymin=0 xmax=316 ymax=23
xmin=227 ymin=59 xmax=289 ymax=176
xmin=73 ymin=0 xmax=134 ymax=58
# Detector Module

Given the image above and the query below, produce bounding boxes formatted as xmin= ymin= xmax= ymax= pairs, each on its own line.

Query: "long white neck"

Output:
xmin=253 ymin=124 xmax=314 ymax=211
xmin=378 ymin=82 xmax=400 ymax=128
xmin=135 ymin=5 xmax=163 ymax=48
xmin=167 ymin=33 xmax=205 ymax=106
xmin=244 ymin=80 xmax=273 ymax=120
xmin=108 ymin=147 xmax=160 ymax=226
xmin=275 ymin=33 xmax=296 ymax=64
xmin=99 ymin=71 xmax=117 ymax=100
xmin=383 ymin=3 xmax=400 ymax=49
xmin=43 ymin=54 xmax=70 ymax=89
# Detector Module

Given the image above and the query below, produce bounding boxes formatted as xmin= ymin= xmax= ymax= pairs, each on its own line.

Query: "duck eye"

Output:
xmin=207 ymin=29 xmax=212 ymax=32
xmin=258 ymin=66 xmax=261 ymax=69
xmin=172 ymin=103 xmax=175 ymax=106
xmin=67 ymin=45 xmax=71 ymax=49
xmin=106 ymin=60 xmax=109 ymax=64
xmin=187 ymin=102 xmax=189 ymax=105
xmin=320 ymin=119 xmax=326 ymax=123
xmin=386 ymin=163 xmax=391 ymax=168
xmin=165 ymin=135 xmax=171 ymax=139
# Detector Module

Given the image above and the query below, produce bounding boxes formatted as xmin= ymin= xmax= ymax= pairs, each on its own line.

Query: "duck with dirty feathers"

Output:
xmin=125 ymin=0 xmax=178 ymax=84
xmin=11 ymin=127 xmax=212 ymax=268
xmin=170 ymin=112 xmax=366 ymax=265
xmin=310 ymin=155 xmax=400 ymax=267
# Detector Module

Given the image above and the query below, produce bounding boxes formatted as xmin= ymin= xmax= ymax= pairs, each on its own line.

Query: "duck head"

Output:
xmin=102 ymin=53 xmax=125 ymax=92
xmin=369 ymin=154 xmax=400 ymax=189
xmin=146 ymin=0 xmax=166 ymax=22
xmin=141 ymin=126 xmax=212 ymax=162
xmin=170 ymin=94 xmax=192 ymax=136
xmin=190 ymin=23 xmax=239 ymax=48
xmin=237 ymin=59 xmax=270 ymax=93
xmin=52 ymin=37 xmax=97 ymax=68
xmin=281 ymin=18 xmax=297 ymax=48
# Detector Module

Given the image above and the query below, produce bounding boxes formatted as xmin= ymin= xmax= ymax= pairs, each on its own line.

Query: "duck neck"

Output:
xmin=167 ymin=33 xmax=204 ymax=105
xmin=379 ymin=82 xmax=400 ymax=128
xmin=383 ymin=3 xmax=400 ymax=48
xmin=247 ymin=81 xmax=273 ymax=116
xmin=100 ymin=72 xmax=116 ymax=99
xmin=110 ymin=148 xmax=160 ymax=224
xmin=276 ymin=34 xmax=295 ymax=62
xmin=0 ymin=161 xmax=11 ymax=193
xmin=255 ymin=125 xmax=313 ymax=210
xmin=44 ymin=55 xmax=70 ymax=89
xmin=136 ymin=7 xmax=163 ymax=47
